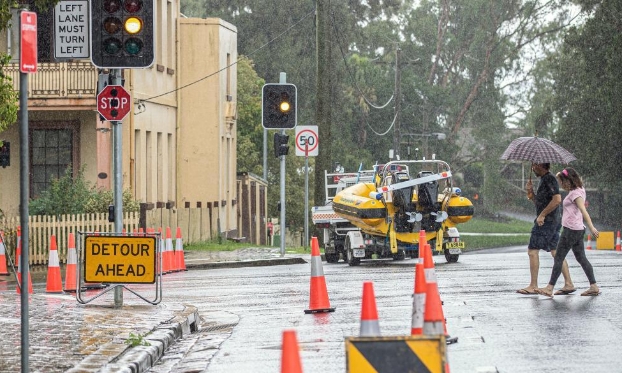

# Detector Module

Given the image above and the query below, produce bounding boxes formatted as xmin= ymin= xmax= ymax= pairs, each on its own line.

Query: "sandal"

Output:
xmin=535 ymin=288 xmax=553 ymax=297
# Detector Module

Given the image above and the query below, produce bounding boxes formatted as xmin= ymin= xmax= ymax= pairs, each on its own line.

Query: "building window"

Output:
xmin=30 ymin=122 xmax=79 ymax=198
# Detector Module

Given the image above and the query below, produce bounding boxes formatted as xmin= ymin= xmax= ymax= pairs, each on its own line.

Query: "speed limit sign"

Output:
xmin=295 ymin=126 xmax=318 ymax=157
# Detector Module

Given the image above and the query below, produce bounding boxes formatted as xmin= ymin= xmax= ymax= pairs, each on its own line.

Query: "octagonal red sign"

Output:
xmin=97 ymin=85 xmax=131 ymax=121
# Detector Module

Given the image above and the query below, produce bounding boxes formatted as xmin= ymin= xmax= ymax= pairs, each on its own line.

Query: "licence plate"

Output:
xmin=448 ymin=248 xmax=462 ymax=255
xmin=353 ymin=249 xmax=366 ymax=258
xmin=445 ymin=241 xmax=465 ymax=249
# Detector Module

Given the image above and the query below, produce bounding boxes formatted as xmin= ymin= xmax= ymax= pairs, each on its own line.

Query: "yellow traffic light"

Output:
xmin=279 ymin=101 xmax=290 ymax=113
xmin=124 ymin=16 xmax=142 ymax=34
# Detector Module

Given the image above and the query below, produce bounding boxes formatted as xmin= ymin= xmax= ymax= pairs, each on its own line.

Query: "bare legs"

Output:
xmin=520 ymin=249 xmax=573 ymax=295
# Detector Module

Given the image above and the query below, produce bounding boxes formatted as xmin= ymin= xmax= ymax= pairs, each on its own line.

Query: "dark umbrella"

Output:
xmin=500 ymin=136 xmax=577 ymax=164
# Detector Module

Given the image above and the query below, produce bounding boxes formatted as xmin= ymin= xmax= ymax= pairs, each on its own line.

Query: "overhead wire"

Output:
xmin=329 ymin=10 xmax=394 ymax=110
xmin=329 ymin=10 xmax=395 ymax=136
xmin=140 ymin=8 xmax=316 ymax=103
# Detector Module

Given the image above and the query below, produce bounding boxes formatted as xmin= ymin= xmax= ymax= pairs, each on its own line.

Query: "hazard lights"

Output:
xmin=84 ymin=235 xmax=156 ymax=283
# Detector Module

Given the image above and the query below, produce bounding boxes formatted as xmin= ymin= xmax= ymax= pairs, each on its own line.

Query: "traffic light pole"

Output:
xmin=111 ymin=68 xmax=124 ymax=307
xmin=279 ymin=73 xmax=287 ymax=257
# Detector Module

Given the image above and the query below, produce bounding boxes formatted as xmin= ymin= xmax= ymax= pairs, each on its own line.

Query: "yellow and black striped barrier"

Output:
xmin=345 ymin=335 xmax=447 ymax=373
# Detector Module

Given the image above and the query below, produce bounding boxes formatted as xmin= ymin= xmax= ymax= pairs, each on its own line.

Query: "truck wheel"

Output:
xmin=347 ymin=249 xmax=360 ymax=266
xmin=444 ymin=249 xmax=459 ymax=263
xmin=392 ymin=249 xmax=405 ymax=261
xmin=345 ymin=236 xmax=361 ymax=266
xmin=325 ymin=253 xmax=339 ymax=263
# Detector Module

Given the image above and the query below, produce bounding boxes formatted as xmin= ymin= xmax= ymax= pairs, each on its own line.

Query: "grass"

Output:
xmin=184 ymin=217 xmax=534 ymax=253
xmin=460 ymin=216 xmax=532 ymax=250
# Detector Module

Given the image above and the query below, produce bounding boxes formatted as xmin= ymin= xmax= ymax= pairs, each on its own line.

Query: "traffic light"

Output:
xmin=90 ymin=0 xmax=155 ymax=68
xmin=274 ymin=133 xmax=289 ymax=158
xmin=0 ymin=141 xmax=9 ymax=168
xmin=262 ymin=84 xmax=297 ymax=129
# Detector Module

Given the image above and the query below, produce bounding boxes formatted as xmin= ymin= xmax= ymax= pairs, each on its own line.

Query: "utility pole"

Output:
xmin=393 ymin=47 xmax=401 ymax=160
xmin=315 ymin=0 xmax=331 ymax=212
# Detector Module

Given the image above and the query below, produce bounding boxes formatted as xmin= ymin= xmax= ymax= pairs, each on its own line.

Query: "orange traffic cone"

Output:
xmin=281 ymin=330 xmax=303 ymax=373
xmin=0 ymin=231 xmax=9 ymax=276
xmin=586 ymin=234 xmax=592 ymax=251
xmin=411 ymin=256 xmax=427 ymax=335
xmin=304 ymin=236 xmax=335 ymax=314
xmin=360 ymin=281 xmax=381 ymax=336
xmin=422 ymin=243 xmax=445 ymax=336
xmin=165 ymin=227 xmax=176 ymax=272
xmin=64 ymin=233 xmax=77 ymax=292
xmin=175 ymin=227 xmax=187 ymax=271
xmin=46 ymin=235 xmax=63 ymax=293
xmin=158 ymin=227 xmax=170 ymax=274
xmin=616 ymin=231 xmax=621 ymax=252
xmin=16 ymin=227 xmax=33 ymax=294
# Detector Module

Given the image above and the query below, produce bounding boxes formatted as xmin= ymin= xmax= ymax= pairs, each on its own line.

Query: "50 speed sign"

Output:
xmin=295 ymin=125 xmax=318 ymax=157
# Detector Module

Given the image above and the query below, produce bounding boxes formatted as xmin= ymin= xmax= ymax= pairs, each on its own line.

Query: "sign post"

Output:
xmin=19 ymin=10 xmax=37 ymax=372
xmin=295 ymin=126 xmax=318 ymax=249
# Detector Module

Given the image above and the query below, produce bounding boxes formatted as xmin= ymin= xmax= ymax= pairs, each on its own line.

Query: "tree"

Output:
xmin=549 ymin=0 xmax=622 ymax=224
xmin=0 ymin=0 xmax=60 ymax=131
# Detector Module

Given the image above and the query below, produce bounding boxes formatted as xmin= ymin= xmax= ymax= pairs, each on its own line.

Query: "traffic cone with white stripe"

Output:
xmin=158 ymin=227 xmax=170 ymax=273
xmin=46 ymin=235 xmax=63 ymax=293
xmin=175 ymin=227 xmax=187 ymax=271
xmin=64 ymin=233 xmax=77 ymax=292
xmin=360 ymin=281 xmax=381 ymax=336
xmin=0 ymin=231 xmax=9 ymax=276
xmin=616 ymin=231 xmax=621 ymax=252
xmin=587 ymin=234 xmax=593 ymax=251
xmin=281 ymin=330 xmax=303 ymax=373
xmin=16 ymin=227 xmax=33 ymax=294
xmin=165 ymin=227 xmax=176 ymax=272
xmin=411 ymin=256 xmax=427 ymax=335
xmin=422 ymin=243 xmax=445 ymax=336
xmin=304 ymin=236 xmax=335 ymax=313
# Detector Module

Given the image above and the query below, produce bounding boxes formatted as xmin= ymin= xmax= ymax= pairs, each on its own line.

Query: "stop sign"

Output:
xmin=97 ymin=85 xmax=131 ymax=121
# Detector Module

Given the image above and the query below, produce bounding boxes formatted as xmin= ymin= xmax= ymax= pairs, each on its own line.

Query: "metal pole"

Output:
xmin=263 ymin=129 xmax=267 ymax=180
xmin=111 ymin=68 xmax=124 ymax=307
xmin=279 ymin=72 xmax=287 ymax=257
xmin=19 ymin=59 xmax=30 ymax=373
xmin=304 ymin=141 xmax=309 ymax=250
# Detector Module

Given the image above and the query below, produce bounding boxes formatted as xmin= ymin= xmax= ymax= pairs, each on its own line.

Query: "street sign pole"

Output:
xmin=19 ymin=10 xmax=36 ymax=373
xmin=304 ymin=141 xmax=309 ymax=250
xmin=111 ymin=68 xmax=124 ymax=308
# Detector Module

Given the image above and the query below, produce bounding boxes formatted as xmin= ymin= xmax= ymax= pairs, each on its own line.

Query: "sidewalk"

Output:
xmin=0 ymin=248 xmax=306 ymax=373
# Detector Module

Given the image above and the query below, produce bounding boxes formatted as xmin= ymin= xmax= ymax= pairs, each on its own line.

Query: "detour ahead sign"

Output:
xmin=84 ymin=235 xmax=157 ymax=284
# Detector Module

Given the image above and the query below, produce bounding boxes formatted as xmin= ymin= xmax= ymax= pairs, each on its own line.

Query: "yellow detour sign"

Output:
xmin=346 ymin=335 xmax=447 ymax=373
xmin=84 ymin=235 xmax=157 ymax=284
xmin=596 ymin=231 xmax=614 ymax=250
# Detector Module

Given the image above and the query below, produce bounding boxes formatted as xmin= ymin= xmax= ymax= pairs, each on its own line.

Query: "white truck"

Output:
xmin=311 ymin=169 xmax=375 ymax=263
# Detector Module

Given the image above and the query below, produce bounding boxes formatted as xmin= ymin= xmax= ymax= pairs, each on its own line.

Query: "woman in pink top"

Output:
xmin=536 ymin=167 xmax=600 ymax=297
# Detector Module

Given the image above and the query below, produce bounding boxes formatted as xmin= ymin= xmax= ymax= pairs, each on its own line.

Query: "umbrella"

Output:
xmin=500 ymin=136 xmax=577 ymax=164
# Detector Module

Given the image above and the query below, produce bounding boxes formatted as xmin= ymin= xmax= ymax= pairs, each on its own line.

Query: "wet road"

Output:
xmin=148 ymin=247 xmax=622 ymax=373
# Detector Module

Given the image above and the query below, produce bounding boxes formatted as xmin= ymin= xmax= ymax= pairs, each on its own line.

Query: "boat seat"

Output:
xmin=391 ymin=172 xmax=413 ymax=210
xmin=416 ymin=171 xmax=438 ymax=211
